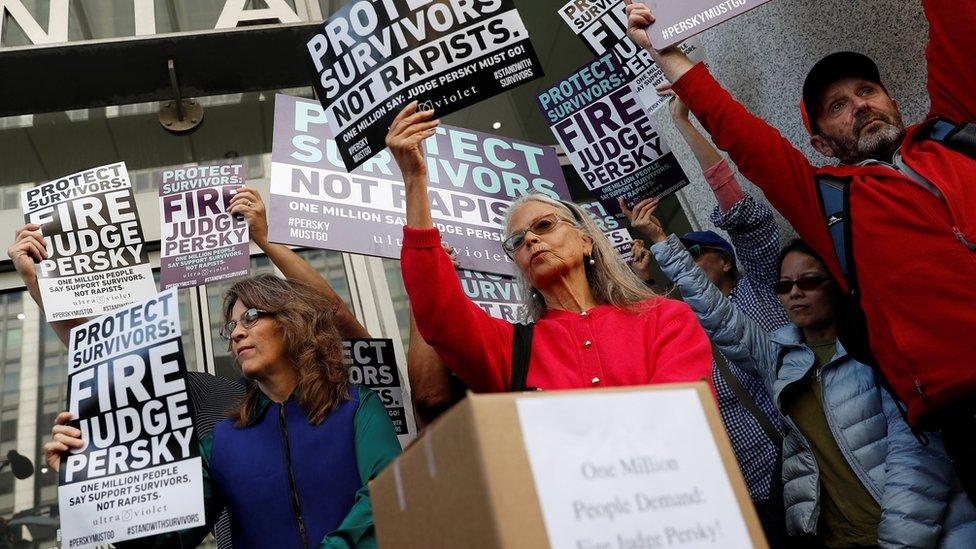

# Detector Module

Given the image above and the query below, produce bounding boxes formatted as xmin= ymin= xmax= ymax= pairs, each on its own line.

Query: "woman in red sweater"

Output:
xmin=387 ymin=102 xmax=712 ymax=393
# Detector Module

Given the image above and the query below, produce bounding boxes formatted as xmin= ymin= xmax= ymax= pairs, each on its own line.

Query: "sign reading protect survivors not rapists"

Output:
xmin=158 ymin=162 xmax=249 ymax=289
xmin=344 ymin=339 xmax=416 ymax=446
xmin=306 ymin=0 xmax=544 ymax=171
xmin=557 ymin=0 xmax=701 ymax=114
xmin=59 ymin=289 xmax=205 ymax=549
xmin=21 ymin=162 xmax=157 ymax=322
xmin=538 ymin=54 xmax=689 ymax=217
xmin=269 ymin=94 xmax=570 ymax=276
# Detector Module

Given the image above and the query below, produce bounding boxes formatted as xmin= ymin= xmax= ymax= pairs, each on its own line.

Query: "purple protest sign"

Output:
xmin=538 ymin=54 xmax=690 ymax=219
xmin=645 ymin=0 xmax=774 ymax=50
xmin=458 ymin=269 xmax=525 ymax=323
xmin=158 ymin=163 xmax=249 ymax=289
xmin=268 ymin=94 xmax=570 ymax=277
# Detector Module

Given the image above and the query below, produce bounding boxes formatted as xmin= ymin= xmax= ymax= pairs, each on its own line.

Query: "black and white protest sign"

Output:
xmin=580 ymin=200 xmax=635 ymax=261
xmin=306 ymin=0 xmax=545 ymax=171
xmin=159 ymin=162 xmax=249 ymax=289
xmin=269 ymin=94 xmax=570 ymax=277
xmin=343 ymin=339 xmax=416 ymax=445
xmin=21 ymin=162 xmax=157 ymax=322
xmin=59 ymin=289 xmax=205 ymax=548
xmin=557 ymin=0 xmax=701 ymax=114
xmin=538 ymin=54 xmax=690 ymax=218
xmin=642 ymin=0 xmax=774 ymax=50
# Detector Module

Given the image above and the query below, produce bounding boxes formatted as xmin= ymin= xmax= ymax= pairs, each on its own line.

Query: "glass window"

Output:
xmin=382 ymin=258 xmax=412 ymax=350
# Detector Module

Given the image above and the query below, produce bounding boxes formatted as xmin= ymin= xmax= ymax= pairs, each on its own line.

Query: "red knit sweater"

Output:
xmin=400 ymin=227 xmax=713 ymax=393
xmin=672 ymin=0 xmax=976 ymax=425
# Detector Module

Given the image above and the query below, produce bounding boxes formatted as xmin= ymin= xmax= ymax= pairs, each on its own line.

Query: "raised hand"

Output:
xmin=623 ymin=0 xmax=655 ymax=51
xmin=386 ymin=101 xmax=439 ymax=185
xmin=619 ymin=196 xmax=667 ymax=244
xmin=7 ymin=224 xmax=47 ymax=281
xmin=630 ymin=240 xmax=656 ymax=283
xmin=228 ymin=186 xmax=268 ymax=247
xmin=656 ymin=82 xmax=690 ymax=122
xmin=43 ymin=412 xmax=83 ymax=473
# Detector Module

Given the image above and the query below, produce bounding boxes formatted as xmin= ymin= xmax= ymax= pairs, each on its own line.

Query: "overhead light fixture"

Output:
xmin=492 ymin=122 xmax=502 ymax=130
xmin=16 ymin=313 xmax=25 ymax=320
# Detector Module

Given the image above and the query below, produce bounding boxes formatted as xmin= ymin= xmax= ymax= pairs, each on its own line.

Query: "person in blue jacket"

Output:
xmin=45 ymin=275 xmax=401 ymax=549
xmin=645 ymin=217 xmax=976 ymax=546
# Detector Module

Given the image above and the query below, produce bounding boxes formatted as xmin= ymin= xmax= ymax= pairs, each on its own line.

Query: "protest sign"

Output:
xmin=59 ymin=289 xmax=205 ymax=548
xmin=516 ymin=388 xmax=758 ymax=548
xmin=268 ymin=94 xmax=570 ymax=276
xmin=306 ymin=0 xmax=545 ymax=171
xmin=557 ymin=0 xmax=701 ymax=114
xmin=643 ymin=0 xmax=774 ymax=50
xmin=343 ymin=338 xmax=416 ymax=445
xmin=21 ymin=162 xmax=157 ymax=322
xmin=579 ymin=200 xmax=635 ymax=261
xmin=538 ymin=54 xmax=690 ymax=218
xmin=158 ymin=162 xmax=249 ymax=289
xmin=458 ymin=269 xmax=524 ymax=322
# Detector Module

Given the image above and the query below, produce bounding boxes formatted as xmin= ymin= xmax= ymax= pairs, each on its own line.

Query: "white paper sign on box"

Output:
xmin=516 ymin=389 xmax=754 ymax=548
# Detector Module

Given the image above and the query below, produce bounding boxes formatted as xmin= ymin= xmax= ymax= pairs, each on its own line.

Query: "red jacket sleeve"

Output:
xmin=924 ymin=0 xmax=976 ymax=123
xmin=400 ymin=227 xmax=513 ymax=393
xmin=648 ymin=300 xmax=713 ymax=390
xmin=672 ymin=63 xmax=838 ymax=284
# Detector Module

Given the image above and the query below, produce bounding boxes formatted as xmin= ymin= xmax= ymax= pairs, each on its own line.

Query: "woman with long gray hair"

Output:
xmin=387 ymin=102 xmax=712 ymax=393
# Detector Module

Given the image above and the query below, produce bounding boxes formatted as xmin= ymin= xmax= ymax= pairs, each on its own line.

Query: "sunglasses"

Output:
xmin=219 ymin=307 xmax=276 ymax=340
xmin=502 ymin=213 xmax=575 ymax=257
xmin=773 ymin=276 xmax=831 ymax=295
xmin=687 ymin=244 xmax=728 ymax=259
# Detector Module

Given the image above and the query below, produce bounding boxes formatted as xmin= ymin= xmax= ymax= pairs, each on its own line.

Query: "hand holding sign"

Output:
xmin=623 ymin=0 xmax=656 ymax=51
xmin=43 ymin=411 xmax=83 ymax=472
xmin=385 ymin=101 xmax=440 ymax=182
xmin=228 ymin=187 xmax=268 ymax=246
xmin=7 ymin=223 xmax=47 ymax=280
xmin=656 ymin=82 xmax=691 ymax=122
xmin=619 ymin=196 xmax=666 ymax=244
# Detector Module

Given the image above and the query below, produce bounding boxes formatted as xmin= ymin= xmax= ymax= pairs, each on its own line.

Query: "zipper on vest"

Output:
xmin=953 ymin=226 xmax=976 ymax=252
xmin=278 ymin=404 xmax=309 ymax=549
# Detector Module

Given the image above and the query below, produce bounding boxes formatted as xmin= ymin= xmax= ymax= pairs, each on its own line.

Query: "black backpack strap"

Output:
xmin=510 ymin=322 xmax=535 ymax=392
xmin=712 ymin=344 xmax=783 ymax=447
xmin=925 ymin=118 xmax=976 ymax=158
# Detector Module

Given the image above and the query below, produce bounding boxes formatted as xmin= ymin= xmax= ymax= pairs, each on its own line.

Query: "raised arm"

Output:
xmin=6 ymin=224 xmax=85 ymax=346
xmin=923 ymin=0 xmax=976 ymax=123
xmin=388 ymin=103 xmax=514 ymax=393
xmin=229 ymin=188 xmax=369 ymax=339
xmin=651 ymin=234 xmax=778 ymax=389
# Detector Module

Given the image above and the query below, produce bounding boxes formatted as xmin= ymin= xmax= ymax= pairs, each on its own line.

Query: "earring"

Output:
xmin=589 ymin=257 xmax=596 ymax=265
xmin=586 ymin=254 xmax=596 ymax=266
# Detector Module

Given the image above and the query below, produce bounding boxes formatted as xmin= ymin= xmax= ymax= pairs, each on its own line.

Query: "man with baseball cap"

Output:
xmin=623 ymin=0 xmax=976 ymax=497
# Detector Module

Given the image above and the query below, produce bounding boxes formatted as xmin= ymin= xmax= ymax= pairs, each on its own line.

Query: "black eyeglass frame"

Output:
xmin=219 ymin=307 xmax=276 ymax=340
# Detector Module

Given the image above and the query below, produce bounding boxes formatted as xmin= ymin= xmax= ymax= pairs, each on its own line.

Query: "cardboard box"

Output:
xmin=370 ymin=383 xmax=767 ymax=548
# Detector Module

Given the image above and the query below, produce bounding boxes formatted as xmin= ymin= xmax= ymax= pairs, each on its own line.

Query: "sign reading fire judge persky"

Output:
xmin=306 ymin=0 xmax=545 ymax=171
xmin=21 ymin=162 xmax=157 ymax=322
xmin=537 ymin=54 xmax=689 ymax=217
xmin=59 ymin=289 xmax=205 ymax=549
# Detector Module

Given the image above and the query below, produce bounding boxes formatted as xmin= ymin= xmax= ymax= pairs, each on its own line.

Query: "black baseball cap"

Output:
xmin=801 ymin=51 xmax=882 ymax=135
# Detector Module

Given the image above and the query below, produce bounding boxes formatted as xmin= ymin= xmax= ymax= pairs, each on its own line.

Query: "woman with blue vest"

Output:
xmin=44 ymin=275 xmax=401 ymax=548
xmin=646 ymin=221 xmax=976 ymax=546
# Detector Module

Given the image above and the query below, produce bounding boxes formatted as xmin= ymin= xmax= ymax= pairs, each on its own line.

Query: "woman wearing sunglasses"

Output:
xmin=43 ymin=275 xmax=401 ymax=549
xmin=386 ymin=101 xmax=712 ymax=394
xmin=650 ymin=233 xmax=976 ymax=547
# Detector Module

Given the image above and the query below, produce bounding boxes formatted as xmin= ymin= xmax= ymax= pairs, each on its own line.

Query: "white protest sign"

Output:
xmin=516 ymin=389 xmax=755 ymax=548
xmin=59 ymin=289 xmax=206 ymax=548
xmin=21 ymin=162 xmax=157 ymax=321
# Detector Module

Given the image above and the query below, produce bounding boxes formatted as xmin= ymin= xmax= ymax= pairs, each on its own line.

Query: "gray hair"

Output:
xmin=503 ymin=193 xmax=658 ymax=322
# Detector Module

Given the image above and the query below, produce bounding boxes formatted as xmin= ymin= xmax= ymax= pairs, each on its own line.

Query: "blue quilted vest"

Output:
xmin=210 ymin=384 xmax=362 ymax=549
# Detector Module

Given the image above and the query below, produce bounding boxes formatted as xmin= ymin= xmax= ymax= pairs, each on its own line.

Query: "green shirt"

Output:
xmin=122 ymin=386 xmax=401 ymax=549
xmin=783 ymin=340 xmax=881 ymax=548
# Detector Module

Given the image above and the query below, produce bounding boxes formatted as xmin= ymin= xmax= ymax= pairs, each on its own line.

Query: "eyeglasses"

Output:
xmin=219 ymin=308 xmax=275 ymax=340
xmin=773 ymin=276 xmax=831 ymax=295
xmin=502 ymin=213 xmax=574 ymax=257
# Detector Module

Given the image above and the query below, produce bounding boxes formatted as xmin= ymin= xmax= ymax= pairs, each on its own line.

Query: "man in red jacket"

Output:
xmin=623 ymin=0 xmax=976 ymax=496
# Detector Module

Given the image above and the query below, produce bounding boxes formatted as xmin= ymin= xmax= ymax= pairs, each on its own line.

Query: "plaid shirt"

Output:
xmin=708 ymin=195 xmax=790 ymax=502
